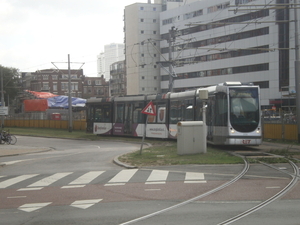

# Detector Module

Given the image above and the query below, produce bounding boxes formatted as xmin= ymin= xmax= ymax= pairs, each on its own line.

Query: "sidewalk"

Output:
xmin=0 ymin=144 xmax=51 ymax=157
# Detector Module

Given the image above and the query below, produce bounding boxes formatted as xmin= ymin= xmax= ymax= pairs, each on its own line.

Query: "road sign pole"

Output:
xmin=139 ymin=115 xmax=148 ymax=155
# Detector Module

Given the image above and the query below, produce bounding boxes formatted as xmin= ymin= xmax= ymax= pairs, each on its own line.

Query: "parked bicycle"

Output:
xmin=0 ymin=130 xmax=17 ymax=145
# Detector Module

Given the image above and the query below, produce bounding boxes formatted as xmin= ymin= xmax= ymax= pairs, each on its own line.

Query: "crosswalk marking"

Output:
xmin=105 ymin=169 xmax=138 ymax=186
xmin=27 ymin=172 xmax=72 ymax=187
xmin=0 ymin=170 xmax=207 ymax=190
xmin=69 ymin=171 xmax=104 ymax=185
xmin=146 ymin=170 xmax=169 ymax=184
xmin=184 ymin=172 xmax=206 ymax=184
xmin=0 ymin=174 xmax=38 ymax=189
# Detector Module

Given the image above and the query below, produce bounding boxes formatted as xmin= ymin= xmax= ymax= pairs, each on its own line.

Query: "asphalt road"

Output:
xmin=0 ymin=136 xmax=299 ymax=225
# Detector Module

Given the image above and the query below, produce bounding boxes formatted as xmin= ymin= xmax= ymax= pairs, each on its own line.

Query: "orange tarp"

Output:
xmin=24 ymin=99 xmax=49 ymax=112
xmin=26 ymin=90 xmax=58 ymax=99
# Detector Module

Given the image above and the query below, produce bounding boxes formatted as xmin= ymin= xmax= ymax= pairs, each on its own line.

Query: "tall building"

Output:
xmin=97 ymin=43 xmax=125 ymax=80
xmin=124 ymin=2 xmax=162 ymax=95
xmin=158 ymin=0 xmax=297 ymax=108
xmin=97 ymin=52 xmax=105 ymax=77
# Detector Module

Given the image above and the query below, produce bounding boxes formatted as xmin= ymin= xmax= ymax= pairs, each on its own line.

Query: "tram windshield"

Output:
xmin=229 ymin=87 xmax=259 ymax=132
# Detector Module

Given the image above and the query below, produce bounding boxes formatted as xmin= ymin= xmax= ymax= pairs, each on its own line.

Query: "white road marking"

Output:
xmin=70 ymin=199 xmax=102 ymax=209
xmin=184 ymin=172 xmax=207 ymax=183
xmin=18 ymin=202 xmax=52 ymax=212
xmin=27 ymin=172 xmax=72 ymax=187
xmin=7 ymin=196 xmax=26 ymax=199
xmin=266 ymin=186 xmax=281 ymax=189
xmin=18 ymin=187 xmax=43 ymax=191
xmin=0 ymin=174 xmax=38 ymax=189
xmin=69 ymin=171 xmax=104 ymax=185
xmin=145 ymin=189 xmax=161 ymax=191
xmin=145 ymin=170 xmax=169 ymax=184
xmin=106 ymin=169 xmax=138 ymax=184
xmin=61 ymin=185 xmax=86 ymax=189
xmin=1 ymin=159 xmax=34 ymax=166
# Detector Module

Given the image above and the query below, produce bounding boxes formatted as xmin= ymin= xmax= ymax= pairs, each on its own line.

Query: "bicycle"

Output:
xmin=0 ymin=130 xmax=17 ymax=145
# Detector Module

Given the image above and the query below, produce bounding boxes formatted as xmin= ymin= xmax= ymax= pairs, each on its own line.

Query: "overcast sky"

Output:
xmin=0 ymin=0 xmax=144 ymax=77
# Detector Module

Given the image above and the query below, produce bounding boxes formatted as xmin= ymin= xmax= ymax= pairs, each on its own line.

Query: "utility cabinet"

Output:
xmin=177 ymin=121 xmax=207 ymax=155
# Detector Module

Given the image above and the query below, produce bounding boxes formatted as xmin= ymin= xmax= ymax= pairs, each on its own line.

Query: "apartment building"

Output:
xmin=159 ymin=0 xmax=296 ymax=107
xmin=22 ymin=69 xmax=109 ymax=99
xmin=97 ymin=43 xmax=125 ymax=80
xmin=124 ymin=2 xmax=162 ymax=95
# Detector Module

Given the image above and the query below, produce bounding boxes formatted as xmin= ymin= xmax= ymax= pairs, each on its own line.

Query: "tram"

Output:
xmin=86 ymin=82 xmax=262 ymax=145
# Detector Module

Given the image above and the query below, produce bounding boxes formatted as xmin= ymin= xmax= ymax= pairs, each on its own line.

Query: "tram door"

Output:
xmin=124 ymin=103 xmax=133 ymax=134
xmin=206 ymin=96 xmax=215 ymax=141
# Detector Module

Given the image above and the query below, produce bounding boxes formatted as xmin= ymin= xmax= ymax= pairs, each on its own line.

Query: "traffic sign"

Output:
xmin=0 ymin=107 xmax=8 ymax=116
xmin=141 ymin=101 xmax=156 ymax=116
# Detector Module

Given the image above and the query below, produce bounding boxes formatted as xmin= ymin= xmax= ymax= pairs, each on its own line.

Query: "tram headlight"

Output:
xmin=230 ymin=127 xmax=235 ymax=133
xmin=256 ymin=127 xmax=261 ymax=134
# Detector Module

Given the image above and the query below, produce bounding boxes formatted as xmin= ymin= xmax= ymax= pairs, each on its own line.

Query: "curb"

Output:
xmin=113 ymin=142 xmax=153 ymax=169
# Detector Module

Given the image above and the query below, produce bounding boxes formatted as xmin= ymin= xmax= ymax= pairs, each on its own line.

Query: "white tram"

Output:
xmin=86 ymin=82 xmax=262 ymax=145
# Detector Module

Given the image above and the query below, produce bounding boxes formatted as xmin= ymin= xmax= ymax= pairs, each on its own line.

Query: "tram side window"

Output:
xmin=183 ymin=99 xmax=194 ymax=121
xmin=102 ymin=104 xmax=112 ymax=122
xmin=115 ymin=104 xmax=124 ymax=123
xmin=133 ymin=103 xmax=144 ymax=123
xmin=86 ymin=106 xmax=92 ymax=121
xmin=94 ymin=107 xmax=102 ymax=122
xmin=170 ymin=101 xmax=181 ymax=124
xmin=215 ymin=93 xmax=228 ymax=126
xmin=195 ymin=98 xmax=203 ymax=121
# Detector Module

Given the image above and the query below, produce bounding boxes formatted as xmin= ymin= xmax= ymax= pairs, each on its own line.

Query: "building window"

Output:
xmin=140 ymin=18 xmax=144 ymax=22
xmin=142 ymin=76 xmax=145 ymax=79
xmin=154 ymin=65 xmax=157 ymax=68
xmin=154 ymin=76 xmax=157 ymax=79
xmin=61 ymin=82 xmax=68 ymax=90
xmin=42 ymin=82 xmax=49 ymax=90
xmin=153 ymin=7 xmax=156 ymax=11
xmin=71 ymin=82 xmax=78 ymax=91
xmin=140 ymin=6 xmax=144 ymax=10
xmin=42 ymin=75 xmax=49 ymax=80
xmin=141 ymin=30 xmax=144 ymax=34
xmin=142 ymin=87 xmax=145 ymax=91
xmin=52 ymin=75 xmax=58 ymax=80
xmin=53 ymin=82 xmax=57 ymax=91
xmin=88 ymin=80 xmax=91 ymax=85
xmin=153 ymin=31 xmax=157 ymax=34
xmin=141 ymin=53 xmax=144 ymax=57
xmin=154 ymin=54 xmax=157 ymax=57
xmin=153 ymin=19 xmax=157 ymax=23
xmin=95 ymin=80 xmax=102 ymax=85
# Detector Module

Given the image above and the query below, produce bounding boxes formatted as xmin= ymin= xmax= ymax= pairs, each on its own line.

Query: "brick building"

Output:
xmin=21 ymin=69 xmax=109 ymax=99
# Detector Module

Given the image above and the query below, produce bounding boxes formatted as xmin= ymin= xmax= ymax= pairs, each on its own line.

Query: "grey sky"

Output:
xmin=0 ymin=0 xmax=141 ymax=76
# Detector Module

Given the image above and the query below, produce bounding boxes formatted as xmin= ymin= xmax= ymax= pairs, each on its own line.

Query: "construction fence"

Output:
xmin=1 ymin=111 xmax=298 ymax=141
xmin=2 ymin=110 xmax=86 ymax=131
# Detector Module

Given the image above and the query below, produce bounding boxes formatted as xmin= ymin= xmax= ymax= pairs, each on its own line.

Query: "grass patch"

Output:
xmin=119 ymin=142 xmax=243 ymax=167
xmin=6 ymin=127 xmax=244 ymax=166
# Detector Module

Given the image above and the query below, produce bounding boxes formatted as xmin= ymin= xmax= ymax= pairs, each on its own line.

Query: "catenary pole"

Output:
xmin=294 ymin=0 xmax=300 ymax=142
xmin=68 ymin=54 xmax=73 ymax=133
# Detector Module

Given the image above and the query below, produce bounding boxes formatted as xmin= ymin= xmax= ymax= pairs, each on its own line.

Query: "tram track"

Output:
xmin=217 ymin=155 xmax=299 ymax=225
xmin=120 ymin=156 xmax=250 ymax=225
xmin=120 ymin=151 xmax=299 ymax=225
